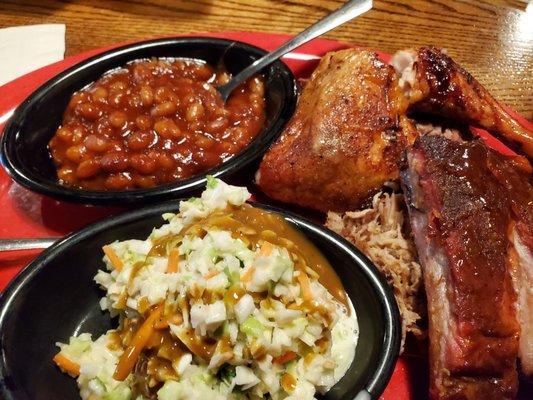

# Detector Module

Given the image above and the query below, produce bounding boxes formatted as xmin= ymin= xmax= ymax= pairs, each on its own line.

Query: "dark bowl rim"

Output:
xmin=0 ymin=36 xmax=297 ymax=205
xmin=0 ymin=201 xmax=401 ymax=400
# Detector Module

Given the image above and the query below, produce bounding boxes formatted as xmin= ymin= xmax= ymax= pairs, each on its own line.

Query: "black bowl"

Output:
xmin=0 ymin=37 xmax=297 ymax=204
xmin=0 ymin=202 xmax=400 ymax=400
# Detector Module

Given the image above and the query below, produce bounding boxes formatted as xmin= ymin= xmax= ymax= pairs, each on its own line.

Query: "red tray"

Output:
xmin=1 ymin=31 xmax=531 ymax=400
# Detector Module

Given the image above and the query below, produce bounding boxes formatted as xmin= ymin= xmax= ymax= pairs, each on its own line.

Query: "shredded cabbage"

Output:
xmin=54 ymin=178 xmax=357 ymax=400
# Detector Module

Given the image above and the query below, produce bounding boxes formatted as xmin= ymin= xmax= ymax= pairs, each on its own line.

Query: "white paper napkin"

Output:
xmin=0 ymin=24 xmax=65 ymax=86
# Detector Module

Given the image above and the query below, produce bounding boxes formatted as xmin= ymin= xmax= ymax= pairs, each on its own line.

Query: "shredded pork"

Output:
xmin=326 ymin=192 xmax=425 ymax=351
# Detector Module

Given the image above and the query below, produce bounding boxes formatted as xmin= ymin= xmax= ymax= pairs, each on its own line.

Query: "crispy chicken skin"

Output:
xmin=258 ymin=46 xmax=532 ymax=212
xmin=256 ymin=49 xmax=417 ymax=212
xmin=391 ymin=46 xmax=533 ymax=158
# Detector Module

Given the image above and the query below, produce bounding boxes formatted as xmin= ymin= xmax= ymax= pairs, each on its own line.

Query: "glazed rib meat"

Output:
xmin=256 ymin=49 xmax=418 ymax=212
xmin=400 ymin=135 xmax=533 ymax=399
xmin=391 ymin=46 xmax=533 ymax=158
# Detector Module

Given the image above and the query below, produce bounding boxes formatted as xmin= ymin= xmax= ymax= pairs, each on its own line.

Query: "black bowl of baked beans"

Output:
xmin=1 ymin=37 xmax=297 ymax=204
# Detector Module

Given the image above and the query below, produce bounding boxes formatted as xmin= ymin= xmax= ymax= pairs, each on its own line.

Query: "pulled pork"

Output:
xmin=326 ymin=192 xmax=425 ymax=351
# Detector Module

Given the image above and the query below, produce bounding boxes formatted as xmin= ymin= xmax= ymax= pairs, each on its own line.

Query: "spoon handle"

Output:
xmin=219 ymin=0 xmax=372 ymax=99
xmin=0 ymin=238 xmax=59 ymax=252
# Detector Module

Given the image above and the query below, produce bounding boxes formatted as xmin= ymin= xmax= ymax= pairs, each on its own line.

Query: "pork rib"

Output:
xmin=400 ymin=135 xmax=533 ymax=399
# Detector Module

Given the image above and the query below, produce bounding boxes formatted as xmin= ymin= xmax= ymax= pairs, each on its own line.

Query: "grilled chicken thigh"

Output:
xmin=257 ymin=46 xmax=532 ymax=212
xmin=391 ymin=46 xmax=533 ymax=158
xmin=256 ymin=49 xmax=417 ymax=212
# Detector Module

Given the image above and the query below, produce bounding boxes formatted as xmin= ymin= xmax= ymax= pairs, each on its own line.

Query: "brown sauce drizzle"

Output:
xmin=118 ymin=202 xmax=350 ymax=392
xmin=230 ymin=204 xmax=349 ymax=309
xmin=420 ymin=137 xmax=532 ymax=334
xmin=131 ymin=204 xmax=348 ymax=309
xmin=281 ymin=373 xmax=297 ymax=393
xmin=173 ymin=327 xmax=216 ymax=361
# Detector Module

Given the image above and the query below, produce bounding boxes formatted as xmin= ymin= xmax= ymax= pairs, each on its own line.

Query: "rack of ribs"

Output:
xmin=400 ymin=135 xmax=532 ymax=399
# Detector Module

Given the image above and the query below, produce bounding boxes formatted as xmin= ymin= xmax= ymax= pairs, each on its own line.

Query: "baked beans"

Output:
xmin=48 ymin=58 xmax=266 ymax=191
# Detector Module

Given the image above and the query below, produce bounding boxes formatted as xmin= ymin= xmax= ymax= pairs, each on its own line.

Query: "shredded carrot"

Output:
xmin=259 ymin=242 xmax=273 ymax=257
xmin=174 ymin=327 xmax=215 ymax=360
xmin=103 ymin=245 xmax=124 ymax=271
xmin=203 ymin=270 xmax=219 ymax=279
xmin=297 ymin=271 xmax=313 ymax=302
xmin=241 ymin=267 xmax=255 ymax=283
xmin=53 ymin=353 xmax=80 ymax=377
xmin=113 ymin=305 xmax=162 ymax=381
xmin=166 ymin=248 xmax=179 ymax=273
xmin=153 ymin=315 xmax=169 ymax=330
xmin=273 ymin=351 xmax=297 ymax=365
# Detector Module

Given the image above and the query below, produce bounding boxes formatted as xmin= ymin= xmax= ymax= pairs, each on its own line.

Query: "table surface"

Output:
xmin=0 ymin=0 xmax=532 ymax=119
xmin=0 ymin=3 xmax=531 ymax=399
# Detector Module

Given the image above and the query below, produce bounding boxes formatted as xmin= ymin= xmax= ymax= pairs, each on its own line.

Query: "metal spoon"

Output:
xmin=0 ymin=238 xmax=59 ymax=252
xmin=217 ymin=0 xmax=373 ymax=102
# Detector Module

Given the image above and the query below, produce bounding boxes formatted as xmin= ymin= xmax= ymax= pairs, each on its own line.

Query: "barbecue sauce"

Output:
xmin=421 ymin=138 xmax=532 ymax=333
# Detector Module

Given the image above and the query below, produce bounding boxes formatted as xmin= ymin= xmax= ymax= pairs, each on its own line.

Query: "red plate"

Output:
xmin=1 ymin=32 xmax=531 ymax=400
